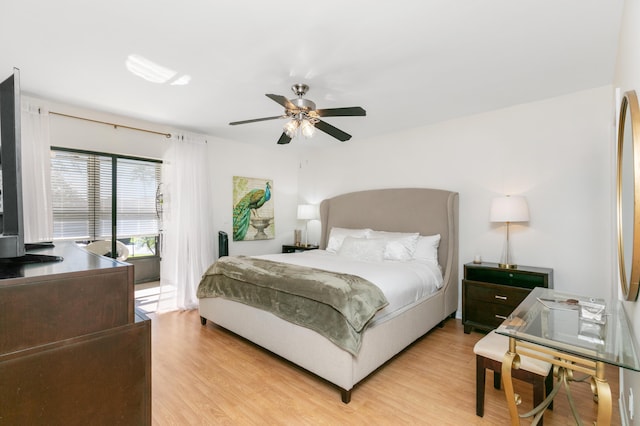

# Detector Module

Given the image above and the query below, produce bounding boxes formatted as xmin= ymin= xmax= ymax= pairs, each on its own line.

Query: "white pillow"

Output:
xmin=337 ymin=236 xmax=385 ymax=262
xmin=367 ymin=230 xmax=417 ymax=239
xmin=368 ymin=230 xmax=420 ymax=261
xmin=413 ymin=234 xmax=441 ymax=263
xmin=326 ymin=227 xmax=371 ymax=253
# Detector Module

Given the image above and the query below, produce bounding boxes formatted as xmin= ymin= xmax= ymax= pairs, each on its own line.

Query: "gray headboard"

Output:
xmin=319 ymin=188 xmax=459 ymax=316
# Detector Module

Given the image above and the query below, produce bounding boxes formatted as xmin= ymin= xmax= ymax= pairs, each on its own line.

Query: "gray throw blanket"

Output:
xmin=197 ymin=256 xmax=388 ymax=355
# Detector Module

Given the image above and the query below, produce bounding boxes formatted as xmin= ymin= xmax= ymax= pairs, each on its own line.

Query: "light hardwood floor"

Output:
xmin=149 ymin=310 xmax=620 ymax=425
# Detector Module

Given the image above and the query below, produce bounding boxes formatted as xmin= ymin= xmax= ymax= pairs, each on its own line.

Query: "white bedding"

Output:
xmin=255 ymin=249 xmax=443 ymax=321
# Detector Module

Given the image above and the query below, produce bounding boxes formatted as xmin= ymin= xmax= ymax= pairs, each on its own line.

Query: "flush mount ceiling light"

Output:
xmin=125 ymin=54 xmax=191 ymax=85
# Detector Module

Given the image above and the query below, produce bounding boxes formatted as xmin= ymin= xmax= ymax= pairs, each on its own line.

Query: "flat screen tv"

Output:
xmin=0 ymin=68 xmax=61 ymax=264
xmin=0 ymin=68 xmax=25 ymax=258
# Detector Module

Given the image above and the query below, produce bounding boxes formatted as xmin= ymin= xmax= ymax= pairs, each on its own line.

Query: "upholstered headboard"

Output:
xmin=319 ymin=188 xmax=459 ymax=316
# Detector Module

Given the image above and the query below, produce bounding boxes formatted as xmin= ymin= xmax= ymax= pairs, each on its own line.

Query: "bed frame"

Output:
xmin=198 ymin=187 xmax=459 ymax=402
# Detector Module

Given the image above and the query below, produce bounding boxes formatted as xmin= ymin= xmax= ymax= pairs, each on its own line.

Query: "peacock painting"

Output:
xmin=232 ymin=176 xmax=274 ymax=241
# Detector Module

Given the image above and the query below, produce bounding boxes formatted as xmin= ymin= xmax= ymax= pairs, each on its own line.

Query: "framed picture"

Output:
xmin=232 ymin=176 xmax=274 ymax=241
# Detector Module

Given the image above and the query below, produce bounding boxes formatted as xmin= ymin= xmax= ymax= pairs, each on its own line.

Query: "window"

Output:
xmin=50 ymin=148 xmax=161 ymax=257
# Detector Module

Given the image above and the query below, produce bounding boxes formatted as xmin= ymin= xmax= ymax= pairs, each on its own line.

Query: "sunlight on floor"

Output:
xmin=135 ymin=280 xmax=181 ymax=314
xmin=135 ymin=281 xmax=159 ymax=313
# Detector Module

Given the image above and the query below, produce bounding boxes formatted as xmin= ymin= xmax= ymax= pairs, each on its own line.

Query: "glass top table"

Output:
xmin=495 ymin=287 xmax=640 ymax=372
xmin=494 ymin=287 xmax=640 ymax=425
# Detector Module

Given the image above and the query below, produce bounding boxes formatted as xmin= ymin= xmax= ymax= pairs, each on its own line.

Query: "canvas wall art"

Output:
xmin=232 ymin=176 xmax=274 ymax=241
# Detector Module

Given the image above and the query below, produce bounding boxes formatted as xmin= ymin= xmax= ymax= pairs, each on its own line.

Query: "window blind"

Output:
xmin=51 ymin=149 xmax=160 ymax=241
xmin=116 ymin=157 xmax=160 ymax=237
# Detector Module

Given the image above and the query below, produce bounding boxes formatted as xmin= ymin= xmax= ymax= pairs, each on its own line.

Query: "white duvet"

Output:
xmin=256 ymin=249 xmax=443 ymax=320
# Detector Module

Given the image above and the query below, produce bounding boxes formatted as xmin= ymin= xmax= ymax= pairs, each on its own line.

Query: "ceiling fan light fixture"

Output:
xmin=301 ymin=119 xmax=316 ymax=138
xmin=283 ymin=119 xmax=299 ymax=138
xmin=230 ymin=83 xmax=365 ymax=144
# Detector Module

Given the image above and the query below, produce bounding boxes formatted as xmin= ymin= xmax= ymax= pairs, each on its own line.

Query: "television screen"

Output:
xmin=0 ymin=68 xmax=25 ymax=258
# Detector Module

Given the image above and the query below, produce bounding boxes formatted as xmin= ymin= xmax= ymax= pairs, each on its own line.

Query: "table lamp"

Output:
xmin=490 ymin=195 xmax=529 ymax=269
xmin=297 ymin=204 xmax=319 ymax=247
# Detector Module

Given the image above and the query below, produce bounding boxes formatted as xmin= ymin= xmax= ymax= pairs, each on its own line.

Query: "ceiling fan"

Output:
xmin=229 ymin=83 xmax=366 ymax=145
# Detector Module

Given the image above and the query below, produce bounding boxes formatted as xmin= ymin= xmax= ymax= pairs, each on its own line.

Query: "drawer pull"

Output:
xmin=495 ymin=314 xmax=508 ymax=320
xmin=494 ymin=295 xmax=508 ymax=300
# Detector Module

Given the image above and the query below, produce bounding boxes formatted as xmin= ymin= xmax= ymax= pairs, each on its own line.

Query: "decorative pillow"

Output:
xmin=368 ymin=230 xmax=420 ymax=261
xmin=337 ymin=236 xmax=385 ymax=262
xmin=326 ymin=227 xmax=372 ymax=253
xmin=413 ymin=234 xmax=441 ymax=263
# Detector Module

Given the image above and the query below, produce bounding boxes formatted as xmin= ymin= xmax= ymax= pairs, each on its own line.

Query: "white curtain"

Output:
xmin=20 ymin=103 xmax=53 ymax=243
xmin=158 ymin=133 xmax=214 ymax=311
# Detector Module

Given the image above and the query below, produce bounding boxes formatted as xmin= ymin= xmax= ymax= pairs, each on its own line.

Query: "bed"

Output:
xmin=197 ymin=187 xmax=459 ymax=403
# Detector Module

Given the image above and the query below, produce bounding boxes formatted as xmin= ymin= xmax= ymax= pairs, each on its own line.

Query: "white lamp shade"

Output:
xmin=490 ymin=196 xmax=529 ymax=223
xmin=297 ymin=204 xmax=319 ymax=220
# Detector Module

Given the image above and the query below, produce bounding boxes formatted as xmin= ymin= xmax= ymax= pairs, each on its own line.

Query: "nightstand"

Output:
xmin=462 ymin=262 xmax=553 ymax=334
xmin=282 ymin=244 xmax=319 ymax=253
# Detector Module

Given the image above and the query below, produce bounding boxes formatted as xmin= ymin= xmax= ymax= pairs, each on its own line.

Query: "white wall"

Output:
xmin=205 ymin=136 xmax=300 ymax=257
xmin=299 ymin=86 xmax=614 ymax=303
xmin=613 ymin=0 xmax=640 ymax=422
xmin=33 ymin=95 xmax=171 ymax=160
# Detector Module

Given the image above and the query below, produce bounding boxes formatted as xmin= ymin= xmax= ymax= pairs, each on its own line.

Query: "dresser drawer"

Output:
xmin=465 ymin=268 xmax=546 ymax=289
xmin=464 ymin=281 xmax=530 ymax=309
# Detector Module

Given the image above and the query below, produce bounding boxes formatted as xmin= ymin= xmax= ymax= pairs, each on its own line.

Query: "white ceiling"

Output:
xmin=1 ymin=0 xmax=623 ymax=149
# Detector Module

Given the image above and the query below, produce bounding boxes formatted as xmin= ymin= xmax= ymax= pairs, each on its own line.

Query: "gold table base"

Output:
xmin=502 ymin=337 xmax=612 ymax=426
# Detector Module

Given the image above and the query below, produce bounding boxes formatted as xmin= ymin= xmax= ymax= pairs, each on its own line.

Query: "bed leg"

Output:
xmin=438 ymin=311 xmax=457 ymax=327
xmin=341 ymin=389 xmax=352 ymax=404
xmin=200 ymin=316 xmax=207 ymax=326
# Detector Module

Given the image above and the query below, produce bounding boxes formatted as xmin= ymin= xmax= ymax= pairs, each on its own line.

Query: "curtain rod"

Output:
xmin=49 ymin=111 xmax=172 ymax=138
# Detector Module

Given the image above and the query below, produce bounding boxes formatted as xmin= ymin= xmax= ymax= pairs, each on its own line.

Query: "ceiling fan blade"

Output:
xmin=277 ymin=133 xmax=292 ymax=145
xmin=314 ymin=107 xmax=366 ymax=117
xmin=229 ymin=115 xmax=285 ymax=125
xmin=266 ymin=94 xmax=297 ymax=110
xmin=314 ymin=120 xmax=352 ymax=142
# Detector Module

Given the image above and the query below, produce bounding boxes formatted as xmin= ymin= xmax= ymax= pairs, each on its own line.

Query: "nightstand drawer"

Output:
xmin=464 ymin=281 xmax=529 ymax=308
xmin=465 ymin=268 xmax=546 ymax=289
xmin=465 ymin=302 xmax=516 ymax=329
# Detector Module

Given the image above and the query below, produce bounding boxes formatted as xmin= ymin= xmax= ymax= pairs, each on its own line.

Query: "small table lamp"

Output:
xmin=490 ymin=195 xmax=529 ymax=269
xmin=297 ymin=204 xmax=319 ymax=247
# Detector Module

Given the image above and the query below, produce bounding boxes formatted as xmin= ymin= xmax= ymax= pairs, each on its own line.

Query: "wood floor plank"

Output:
xmin=149 ymin=310 xmax=620 ymax=425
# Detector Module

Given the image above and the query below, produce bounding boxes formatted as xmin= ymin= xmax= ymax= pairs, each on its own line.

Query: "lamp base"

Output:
xmin=498 ymin=263 xmax=518 ymax=269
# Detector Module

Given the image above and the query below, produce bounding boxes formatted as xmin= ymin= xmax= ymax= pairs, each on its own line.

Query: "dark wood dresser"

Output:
xmin=462 ymin=262 xmax=553 ymax=334
xmin=0 ymin=242 xmax=151 ymax=424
